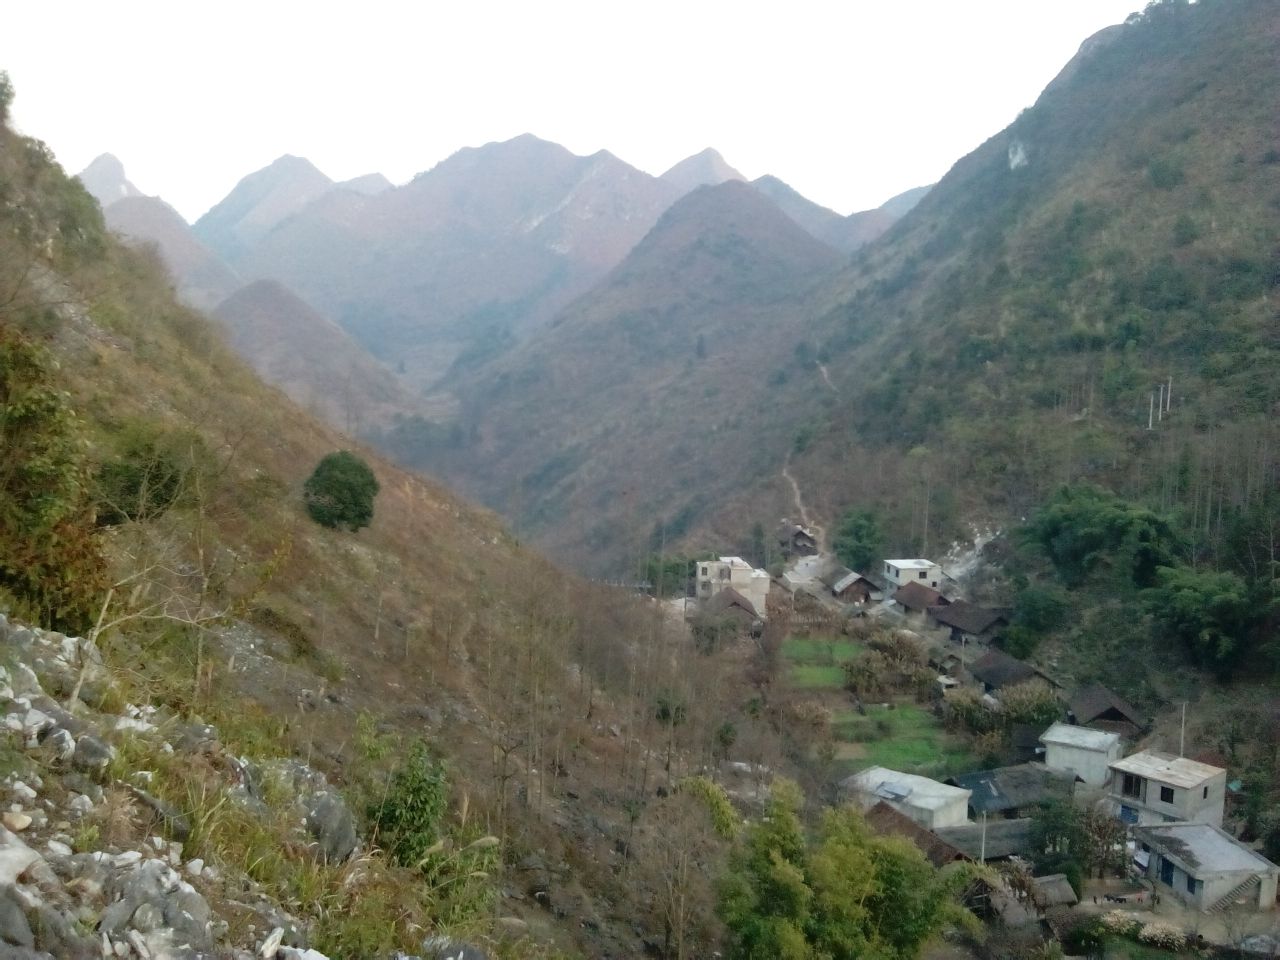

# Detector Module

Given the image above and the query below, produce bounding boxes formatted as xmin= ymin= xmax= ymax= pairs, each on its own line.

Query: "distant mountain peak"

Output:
xmin=660 ymin=148 xmax=746 ymax=194
xmin=77 ymin=153 xmax=144 ymax=208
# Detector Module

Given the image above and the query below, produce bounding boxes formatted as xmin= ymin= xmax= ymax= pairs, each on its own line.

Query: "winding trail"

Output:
xmin=817 ymin=362 xmax=838 ymax=394
xmin=782 ymin=456 xmax=825 ymax=550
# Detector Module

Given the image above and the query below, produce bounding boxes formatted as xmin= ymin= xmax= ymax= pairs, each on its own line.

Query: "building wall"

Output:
xmin=1111 ymin=771 xmax=1227 ymax=827
xmin=1144 ymin=853 xmax=1279 ymax=912
xmin=883 ymin=562 xmax=942 ymax=589
xmin=922 ymin=795 xmax=970 ymax=830
xmin=1045 ymin=741 xmax=1120 ymax=787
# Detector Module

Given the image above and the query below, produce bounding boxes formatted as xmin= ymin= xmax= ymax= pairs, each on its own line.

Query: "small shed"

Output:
xmin=1031 ymin=874 xmax=1079 ymax=909
xmin=820 ymin=565 xmax=882 ymax=604
xmin=777 ymin=521 xmax=818 ymax=557
xmin=1040 ymin=722 xmax=1122 ymax=786
xmin=702 ymin=587 xmax=759 ymax=624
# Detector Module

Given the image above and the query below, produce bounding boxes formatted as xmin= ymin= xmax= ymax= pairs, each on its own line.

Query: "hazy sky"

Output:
xmin=3 ymin=1 xmax=1140 ymax=222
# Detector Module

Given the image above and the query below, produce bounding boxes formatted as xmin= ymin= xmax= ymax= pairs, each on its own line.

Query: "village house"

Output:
xmin=863 ymin=801 xmax=970 ymax=867
xmin=695 ymin=556 xmax=770 ymax=619
xmin=1067 ymin=683 xmax=1145 ymax=739
xmin=892 ymin=581 xmax=949 ymax=625
xmin=935 ymin=819 xmax=1038 ymax=862
xmin=969 ymin=648 xmax=1053 ymax=694
xmin=776 ymin=520 xmax=818 ymax=558
xmin=819 ymin=564 xmax=882 ymax=604
xmin=1040 ymin=722 xmax=1122 ymax=787
xmin=700 ymin=587 xmax=760 ymax=631
xmin=883 ymin=558 xmax=943 ymax=590
xmin=928 ymin=601 xmax=1009 ymax=644
xmin=1108 ymin=750 xmax=1227 ymax=827
xmin=1134 ymin=822 xmax=1279 ymax=913
xmin=947 ymin=763 xmax=1076 ymax=820
xmin=841 ymin=766 xmax=971 ymax=830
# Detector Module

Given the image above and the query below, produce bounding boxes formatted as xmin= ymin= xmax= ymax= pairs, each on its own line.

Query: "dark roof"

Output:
xmin=863 ymin=801 xmax=969 ymax=867
xmin=947 ymin=764 xmax=1075 ymax=814
xmin=929 ymin=600 xmax=1008 ymax=636
xmin=1068 ymin=684 xmax=1142 ymax=728
xmin=777 ymin=522 xmax=817 ymax=543
xmin=970 ymin=649 xmax=1041 ymax=690
xmin=894 ymin=581 xmax=948 ymax=613
xmin=704 ymin=587 xmax=758 ymax=619
xmin=936 ymin=819 xmax=1037 ymax=860
xmin=1032 ymin=874 xmax=1079 ymax=908
xmin=819 ymin=564 xmax=854 ymax=590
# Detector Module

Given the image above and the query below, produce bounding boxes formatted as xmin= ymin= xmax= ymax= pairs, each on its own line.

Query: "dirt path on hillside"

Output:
xmin=817 ymin=362 xmax=838 ymax=394
xmin=782 ymin=457 xmax=824 ymax=550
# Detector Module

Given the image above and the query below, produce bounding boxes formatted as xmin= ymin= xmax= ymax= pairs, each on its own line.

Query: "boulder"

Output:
xmin=304 ymin=791 xmax=358 ymax=864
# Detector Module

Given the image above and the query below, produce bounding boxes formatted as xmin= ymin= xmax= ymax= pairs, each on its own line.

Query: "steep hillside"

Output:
xmin=394 ymin=181 xmax=841 ymax=568
xmin=776 ymin=0 xmax=1280 ymax=540
xmin=660 ymin=147 xmax=746 ymax=192
xmin=211 ymin=279 xmax=435 ymax=432
xmin=104 ymin=194 xmax=242 ymax=309
xmin=0 ymin=82 xmax=782 ymax=959
xmin=338 ymin=171 xmax=393 ymax=195
xmin=228 ymin=135 xmax=684 ymax=390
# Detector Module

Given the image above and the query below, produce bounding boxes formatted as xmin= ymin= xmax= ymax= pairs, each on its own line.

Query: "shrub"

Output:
xmin=303 ymin=451 xmax=379 ymax=531
xmin=369 ymin=741 xmax=447 ymax=868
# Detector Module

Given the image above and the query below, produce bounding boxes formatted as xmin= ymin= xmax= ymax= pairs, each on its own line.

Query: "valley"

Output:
xmin=1 ymin=1 xmax=1279 ymax=958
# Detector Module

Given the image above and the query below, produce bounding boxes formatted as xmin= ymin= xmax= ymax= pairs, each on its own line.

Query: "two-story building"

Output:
xmin=695 ymin=556 xmax=771 ymax=620
xmin=1108 ymin=750 xmax=1227 ymax=827
xmin=883 ymin=559 xmax=943 ymax=590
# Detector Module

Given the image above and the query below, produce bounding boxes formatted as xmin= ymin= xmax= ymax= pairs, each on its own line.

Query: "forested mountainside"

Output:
xmin=407 ymin=0 xmax=1280 ymax=579
xmin=388 ymin=179 xmax=842 ymax=568
xmin=0 ymin=78 xmax=796 ymax=959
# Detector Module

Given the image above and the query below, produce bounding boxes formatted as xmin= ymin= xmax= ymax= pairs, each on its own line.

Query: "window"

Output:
xmin=1160 ymin=785 xmax=1175 ymax=804
xmin=700 ymin=566 xmax=708 ymax=577
xmin=1121 ymin=773 xmax=1142 ymax=799
xmin=1186 ymin=875 xmax=1200 ymax=895
xmin=1203 ymin=786 xmax=1208 ymax=799
xmin=919 ymin=570 xmax=927 ymax=579
xmin=931 ymin=581 xmax=938 ymax=588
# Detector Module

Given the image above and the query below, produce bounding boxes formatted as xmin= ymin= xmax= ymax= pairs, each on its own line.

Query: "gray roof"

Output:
xmin=1111 ymin=750 xmax=1224 ymax=788
xmin=947 ymin=764 xmax=1075 ymax=814
xmin=1040 ymin=722 xmax=1120 ymax=752
xmin=1134 ymin=823 xmax=1279 ymax=875
xmin=936 ymin=819 xmax=1037 ymax=860
xmin=1032 ymin=874 xmax=1079 ymax=908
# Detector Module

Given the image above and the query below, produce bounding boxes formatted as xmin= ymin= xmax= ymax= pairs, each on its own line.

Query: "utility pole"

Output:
xmin=1148 ymin=393 xmax=1155 ymax=430
xmin=1157 ymin=384 xmax=1164 ymax=422
xmin=1179 ymin=702 xmax=1187 ymax=757
xmin=1166 ymin=376 xmax=1173 ymax=413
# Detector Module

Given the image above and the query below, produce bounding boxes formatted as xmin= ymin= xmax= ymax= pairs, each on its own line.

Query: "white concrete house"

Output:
xmin=695 ymin=556 xmax=770 ymax=619
xmin=841 ymin=766 xmax=971 ymax=830
xmin=1108 ymin=750 xmax=1227 ymax=827
xmin=1041 ymin=722 xmax=1123 ymax=787
xmin=883 ymin=559 xmax=942 ymax=590
xmin=1134 ymin=823 xmax=1279 ymax=913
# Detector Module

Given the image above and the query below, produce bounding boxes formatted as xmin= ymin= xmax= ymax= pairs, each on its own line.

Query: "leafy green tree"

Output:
xmin=833 ymin=509 xmax=883 ymax=573
xmin=303 ymin=450 xmax=379 ymax=531
xmin=719 ymin=781 xmax=980 ymax=960
xmin=1142 ymin=565 xmax=1264 ymax=674
xmin=1023 ymin=484 xmax=1182 ymax=588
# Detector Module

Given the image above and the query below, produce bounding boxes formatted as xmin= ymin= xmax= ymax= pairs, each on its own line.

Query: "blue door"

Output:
xmin=1159 ymin=857 xmax=1175 ymax=886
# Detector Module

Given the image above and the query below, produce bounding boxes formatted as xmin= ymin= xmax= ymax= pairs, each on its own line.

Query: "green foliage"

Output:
xmin=681 ymin=776 xmax=738 ymax=839
xmin=369 ymin=741 xmax=448 ymax=868
xmin=0 ymin=71 xmax=12 ymax=124
xmin=719 ymin=781 xmax=980 ymax=959
xmin=303 ymin=450 xmax=379 ymax=531
xmin=94 ymin=421 xmax=207 ymax=525
xmin=1023 ymin=484 xmax=1182 ymax=588
xmin=0 ymin=328 xmax=105 ymax=630
xmin=832 ymin=509 xmax=883 ymax=573
xmin=641 ymin=553 xmax=692 ymax=597
xmin=998 ymin=680 xmax=1062 ymax=731
xmin=1141 ymin=564 xmax=1266 ymax=674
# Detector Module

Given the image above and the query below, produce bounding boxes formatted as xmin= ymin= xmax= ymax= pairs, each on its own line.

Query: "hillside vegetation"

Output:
xmin=0 ymin=76 xmax=808 ymax=958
